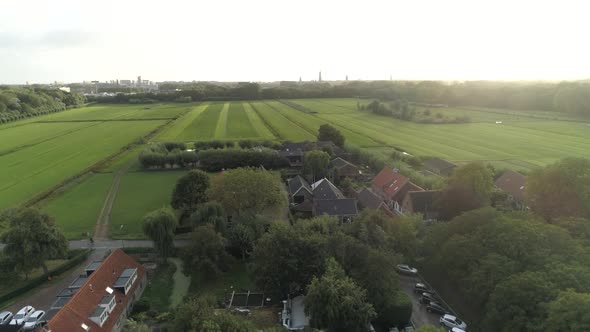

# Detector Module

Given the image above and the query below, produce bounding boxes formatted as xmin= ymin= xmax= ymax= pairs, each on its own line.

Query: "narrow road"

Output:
xmin=398 ymin=274 xmax=441 ymax=328
xmin=94 ymin=160 xmax=135 ymax=240
xmin=0 ymin=239 xmax=191 ymax=250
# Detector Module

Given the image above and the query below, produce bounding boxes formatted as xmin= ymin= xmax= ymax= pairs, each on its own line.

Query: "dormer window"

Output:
xmin=113 ymin=268 xmax=138 ymax=295
xmin=100 ymin=295 xmax=116 ymax=313
xmin=89 ymin=305 xmax=108 ymax=327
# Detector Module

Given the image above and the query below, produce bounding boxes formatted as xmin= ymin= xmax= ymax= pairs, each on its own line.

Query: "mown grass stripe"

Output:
xmin=214 ymin=103 xmax=230 ymax=139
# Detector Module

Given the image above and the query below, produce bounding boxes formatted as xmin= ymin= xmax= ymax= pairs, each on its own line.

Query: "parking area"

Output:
xmin=398 ymin=274 xmax=442 ymax=328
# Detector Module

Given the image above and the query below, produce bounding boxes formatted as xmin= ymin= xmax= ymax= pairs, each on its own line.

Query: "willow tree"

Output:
xmin=142 ymin=207 xmax=178 ymax=262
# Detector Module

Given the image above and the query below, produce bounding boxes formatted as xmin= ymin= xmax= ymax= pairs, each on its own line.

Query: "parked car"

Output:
xmin=404 ymin=326 xmax=415 ymax=332
xmin=388 ymin=328 xmax=400 ymax=332
xmin=414 ymin=283 xmax=431 ymax=294
xmin=419 ymin=292 xmax=440 ymax=304
xmin=426 ymin=301 xmax=447 ymax=315
xmin=23 ymin=310 xmax=45 ymax=331
xmin=396 ymin=264 xmax=418 ymax=275
xmin=440 ymin=314 xmax=467 ymax=330
xmin=0 ymin=312 xmax=13 ymax=325
xmin=10 ymin=306 xmax=35 ymax=325
xmin=449 ymin=328 xmax=467 ymax=332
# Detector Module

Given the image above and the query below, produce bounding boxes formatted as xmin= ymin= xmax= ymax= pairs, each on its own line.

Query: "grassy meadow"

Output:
xmin=109 ymin=170 xmax=187 ymax=239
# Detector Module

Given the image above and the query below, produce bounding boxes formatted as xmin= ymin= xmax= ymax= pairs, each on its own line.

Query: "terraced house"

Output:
xmin=46 ymin=249 xmax=146 ymax=332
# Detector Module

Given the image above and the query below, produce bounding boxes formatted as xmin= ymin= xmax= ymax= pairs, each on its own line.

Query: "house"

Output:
xmin=402 ymin=190 xmax=441 ymax=221
xmin=372 ymin=167 xmax=424 ymax=213
xmin=313 ymin=198 xmax=358 ymax=223
xmin=279 ymin=148 xmax=304 ymax=168
xmin=424 ymin=158 xmax=456 ymax=177
xmin=46 ymin=249 xmax=147 ymax=332
xmin=330 ymin=157 xmax=361 ymax=180
xmin=311 ymin=178 xmax=345 ymax=200
xmin=495 ymin=170 xmax=527 ymax=209
xmin=357 ymin=188 xmax=396 ymax=217
xmin=281 ymin=296 xmax=310 ymax=330
xmin=287 ymin=175 xmax=313 ymax=204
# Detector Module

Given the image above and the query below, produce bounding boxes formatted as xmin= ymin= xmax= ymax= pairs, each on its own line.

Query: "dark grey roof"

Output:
xmin=312 ymin=178 xmax=344 ymax=200
xmin=288 ymin=175 xmax=312 ymax=195
xmin=69 ymin=275 xmax=88 ymax=289
xmin=279 ymin=149 xmax=304 ymax=157
xmin=424 ymin=158 xmax=456 ymax=171
xmin=41 ymin=308 xmax=60 ymax=322
xmin=57 ymin=287 xmax=78 ymax=298
xmin=408 ymin=190 xmax=441 ymax=213
xmin=100 ymin=295 xmax=115 ymax=305
xmin=51 ymin=297 xmax=71 ymax=309
xmin=85 ymin=261 xmax=101 ymax=271
xmin=90 ymin=306 xmax=107 ymax=318
xmin=314 ymin=199 xmax=358 ymax=217
xmin=331 ymin=157 xmax=355 ymax=169
xmin=357 ymin=188 xmax=384 ymax=209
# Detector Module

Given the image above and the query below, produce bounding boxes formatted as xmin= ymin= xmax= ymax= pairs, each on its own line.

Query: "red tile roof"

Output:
xmin=372 ymin=167 xmax=410 ymax=200
xmin=47 ymin=249 xmax=146 ymax=332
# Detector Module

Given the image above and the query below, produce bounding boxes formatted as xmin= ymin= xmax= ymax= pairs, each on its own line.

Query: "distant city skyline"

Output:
xmin=1 ymin=0 xmax=590 ymax=84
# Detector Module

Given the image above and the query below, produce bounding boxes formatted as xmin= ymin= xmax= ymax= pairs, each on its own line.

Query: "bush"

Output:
xmin=132 ymin=299 xmax=151 ymax=314
xmin=197 ymin=149 xmax=289 ymax=172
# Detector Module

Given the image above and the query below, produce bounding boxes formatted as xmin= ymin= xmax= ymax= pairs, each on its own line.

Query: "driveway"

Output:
xmin=398 ymin=274 xmax=441 ymax=328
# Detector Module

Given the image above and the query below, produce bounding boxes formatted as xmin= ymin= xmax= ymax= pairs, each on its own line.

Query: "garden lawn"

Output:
xmin=170 ymin=258 xmax=191 ymax=308
xmin=0 ymin=120 xmax=166 ymax=210
xmin=37 ymin=173 xmax=114 ymax=240
xmin=109 ymin=170 xmax=187 ymax=239
xmin=189 ymin=262 xmax=255 ymax=301
xmin=140 ymin=261 xmax=176 ymax=312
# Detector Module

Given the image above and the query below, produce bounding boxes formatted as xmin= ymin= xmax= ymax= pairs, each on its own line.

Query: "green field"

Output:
xmin=109 ymin=170 xmax=187 ymax=239
xmin=37 ymin=173 xmax=114 ymax=239
xmin=0 ymin=103 xmax=194 ymax=210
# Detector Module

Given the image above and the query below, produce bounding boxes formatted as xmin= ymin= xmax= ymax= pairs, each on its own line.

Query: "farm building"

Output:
xmin=372 ymin=167 xmax=423 ymax=213
xmin=495 ymin=170 xmax=527 ymax=210
xmin=402 ymin=190 xmax=441 ymax=222
xmin=46 ymin=249 xmax=147 ymax=332
xmin=357 ymin=187 xmax=396 ymax=217
xmin=287 ymin=175 xmax=313 ymax=204
xmin=424 ymin=158 xmax=456 ymax=176
xmin=330 ymin=157 xmax=361 ymax=180
xmin=313 ymin=198 xmax=359 ymax=223
xmin=311 ymin=178 xmax=345 ymax=200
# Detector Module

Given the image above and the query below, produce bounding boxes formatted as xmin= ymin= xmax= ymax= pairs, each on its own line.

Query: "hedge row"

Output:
xmin=197 ymin=149 xmax=289 ymax=172
xmin=0 ymin=249 xmax=91 ymax=305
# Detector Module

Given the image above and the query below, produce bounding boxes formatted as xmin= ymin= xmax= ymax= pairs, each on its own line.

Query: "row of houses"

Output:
xmin=287 ymin=155 xmax=527 ymax=222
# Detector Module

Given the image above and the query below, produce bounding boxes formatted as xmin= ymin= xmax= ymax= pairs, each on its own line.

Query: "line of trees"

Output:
xmin=0 ymin=87 xmax=85 ymax=123
xmin=138 ymin=143 xmax=198 ymax=169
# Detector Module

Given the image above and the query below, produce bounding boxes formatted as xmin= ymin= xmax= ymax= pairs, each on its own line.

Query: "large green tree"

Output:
xmin=1 ymin=208 xmax=68 ymax=278
xmin=305 ymin=258 xmax=376 ymax=332
xmin=526 ymin=158 xmax=590 ymax=221
xmin=318 ymin=124 xmax=345 ymax=148
xmin=304 ymin=150 xmax=330 ymax=183
xmin=545 ymin=290 xmax=590 ymax=332
xmin=171 ymin=169 xmax=210 ymax=214
xmin=142 ymin=207 xmax=178 ymax=262
xmin=182 ymin=225 xmax=233 ymax=280
xmin=208 ymin=168 xmax=285 ymax=217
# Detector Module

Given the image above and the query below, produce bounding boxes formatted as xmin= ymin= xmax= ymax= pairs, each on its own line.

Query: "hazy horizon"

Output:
xmin=1 ymin=0 xmax=589 ymax=84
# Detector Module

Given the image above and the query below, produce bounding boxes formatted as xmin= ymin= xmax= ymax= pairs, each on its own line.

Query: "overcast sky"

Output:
xmin=0 ymin=0 xmax=589 ymax=84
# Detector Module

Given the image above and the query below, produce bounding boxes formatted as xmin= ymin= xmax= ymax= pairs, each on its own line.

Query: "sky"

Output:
xmin=0 ymin=0 xmax=589 ymax=84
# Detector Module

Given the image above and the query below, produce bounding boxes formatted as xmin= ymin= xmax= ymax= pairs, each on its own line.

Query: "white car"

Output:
xmin=23 ymin=310 xmax=45 ymax=331
xmin=0 ymin=311 xmax=13 ymax=325
xmin=440 ymin=314 xmax=467 ymax=330
xmin=450 ymin=328 xmax=467 ymax=332
xmin=10 ymin=306 xmax=35 ymax=325
xmin=396 ymin=264 xmax=418 ymax=275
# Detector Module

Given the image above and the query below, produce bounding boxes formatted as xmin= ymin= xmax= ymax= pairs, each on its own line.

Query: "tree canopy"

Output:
xmin=0 ymin=208 xmax=68 ymax=277
xmin=208 ymin=168 xmax=286 ymax=216
xmin=318 ymin=124 xmax=345 ymax=148
xmin=142 ymin=207 xmax=178 ymax=262
xmin=304 ymin=150 xmax=330 ymax=183
xmin=304 ymin=258 xmax=376 ymax=332
xmin=171 ymin=170 xmax=210 ymax=214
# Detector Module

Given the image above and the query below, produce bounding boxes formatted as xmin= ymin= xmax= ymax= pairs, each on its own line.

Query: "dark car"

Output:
xmin=419 ymin=292 xmax=440 ymax=304
xmin=414 ymin=283 xmax=431 ymax=294
xmin=426 ymin=301 xmax=447 ymax=315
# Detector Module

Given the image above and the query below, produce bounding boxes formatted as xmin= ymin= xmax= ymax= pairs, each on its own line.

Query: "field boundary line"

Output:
xmin=263 ymin=101 xmax=317 ymax=137
xmin=242 ymin=102 xmax=276 ymax=140
xmin=214 ymin=103 xmax=230 ymax=139
xmin=0 ymin=122 xmax=101 ymax=157
xmin=248 ymin=102 xmax=283 ymax=140
xmin=94 ymin=160 xmax=134 ymax=240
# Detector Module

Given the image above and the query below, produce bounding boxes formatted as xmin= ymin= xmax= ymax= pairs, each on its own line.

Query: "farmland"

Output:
xmin=109 ymin=170 xmax=187 ymax=239
xmin=0 ymin=103 xmax=189 ymax=210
